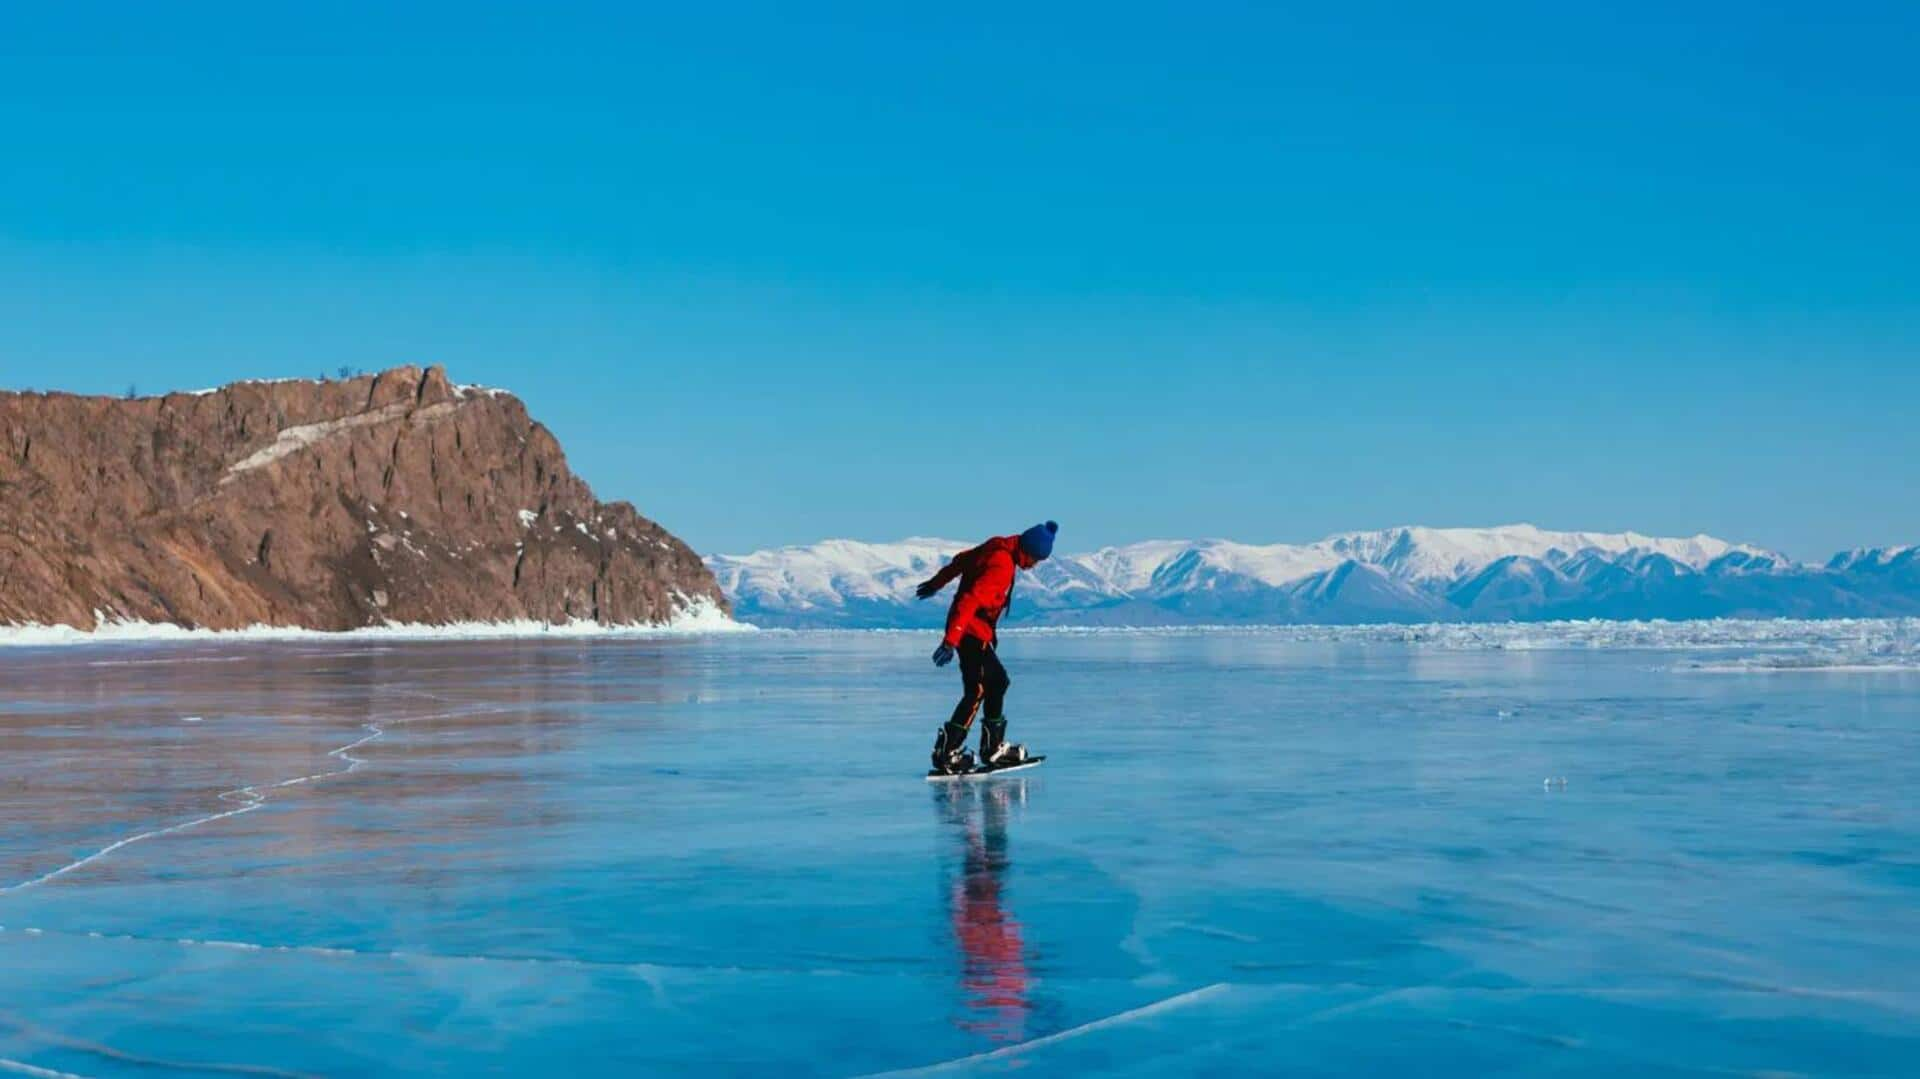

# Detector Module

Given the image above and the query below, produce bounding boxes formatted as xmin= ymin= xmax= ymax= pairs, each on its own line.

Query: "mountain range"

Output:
xmin=706 ymin=525 xmax=1920 ymax=628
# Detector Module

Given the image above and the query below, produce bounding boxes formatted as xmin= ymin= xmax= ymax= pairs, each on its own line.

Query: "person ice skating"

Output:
xmin=915 ymin=521 xmax=1057 ymax=774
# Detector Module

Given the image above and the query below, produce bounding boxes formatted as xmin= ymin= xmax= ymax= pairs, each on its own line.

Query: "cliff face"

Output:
xmin=0 ymin=365 xmax=727 ymax=630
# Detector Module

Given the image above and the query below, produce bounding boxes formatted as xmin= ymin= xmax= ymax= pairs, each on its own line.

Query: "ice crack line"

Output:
xmin=0 ymin=1057 xmax=87 ymax=1079
xmin=856 ymin=983 xmax=1231 ymax=1077
xmin=0 ymin=1009 xmax=316 ymax=1079
xmin=0 ymin=705 xmax=504 ymax=896
xmin=0 ymin=923 xmax=846 ymax=987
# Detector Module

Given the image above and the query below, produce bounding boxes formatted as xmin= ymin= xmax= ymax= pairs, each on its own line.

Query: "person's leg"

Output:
xmin=981 ymin=645 xmax=1009 ymax=719
xmin=932 ymin=637 xmax=989 ymax=770
xmin=977 ymin=646 xmax=1017 ymax=761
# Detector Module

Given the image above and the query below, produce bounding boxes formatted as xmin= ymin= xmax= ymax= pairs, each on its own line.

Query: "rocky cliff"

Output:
xmin=0 ymin=365 xmax=727 ymax=630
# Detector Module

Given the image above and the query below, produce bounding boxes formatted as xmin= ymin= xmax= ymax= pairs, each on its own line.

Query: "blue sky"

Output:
xmin=2 ymin=2 xmax=1915 ymax=559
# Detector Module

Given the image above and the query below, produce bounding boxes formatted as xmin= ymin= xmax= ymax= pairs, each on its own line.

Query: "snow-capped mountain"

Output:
xmin=706 ymin=525 xmax=1920 ymax=628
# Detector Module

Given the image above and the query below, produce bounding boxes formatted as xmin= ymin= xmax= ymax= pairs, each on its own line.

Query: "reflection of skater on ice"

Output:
xmin=935 ymin=778 xmax=1032 ymax=1044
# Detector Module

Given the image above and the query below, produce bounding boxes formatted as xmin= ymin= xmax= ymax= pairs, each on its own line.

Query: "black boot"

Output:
xmin=930 ymin=723 xmax=976 ymax=775
xmin=978 ymin=717 xmax=1025 ymax=767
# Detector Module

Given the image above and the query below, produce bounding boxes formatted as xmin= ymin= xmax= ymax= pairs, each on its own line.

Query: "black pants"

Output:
xmin=946 ymin=636 xmax=1009 ymax=735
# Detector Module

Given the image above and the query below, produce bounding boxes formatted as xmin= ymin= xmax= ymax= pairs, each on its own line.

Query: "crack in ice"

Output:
xmin=0 ymin=1010 xmax=315 ymax=1079
xmin=0 ymin=924 xmax=860 ymax=986
xmin=0 ymin=1058 xmax=87 ymax=1079
xmin=856 ymin=983 xmax=1232 ymax=1077
xmin=0 ymin=705 xmax=507 ymax=896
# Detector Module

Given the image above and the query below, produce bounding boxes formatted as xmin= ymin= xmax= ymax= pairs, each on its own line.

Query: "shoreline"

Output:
xmin=0 ymin=598 xmax=752 ymax=647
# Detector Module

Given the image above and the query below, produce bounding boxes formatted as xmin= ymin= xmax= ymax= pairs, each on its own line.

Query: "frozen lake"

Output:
xmin=2 ymin=625 xmax=1917 ymax=1076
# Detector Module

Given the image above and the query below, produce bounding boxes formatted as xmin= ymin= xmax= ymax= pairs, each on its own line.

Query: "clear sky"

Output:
xmin=2 ymin=2 xmax=1916 ymax=560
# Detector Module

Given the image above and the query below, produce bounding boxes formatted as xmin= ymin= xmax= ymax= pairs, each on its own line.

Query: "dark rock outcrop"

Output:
xmin=0 ymin=366 xmax=727 ymax=630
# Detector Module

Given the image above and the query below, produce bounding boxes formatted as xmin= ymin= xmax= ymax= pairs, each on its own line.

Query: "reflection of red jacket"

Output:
xmin=926 ymin=536 xmax=1021 ymax=647
xmin=951 ymin=847 xmax=1028 ymax=1043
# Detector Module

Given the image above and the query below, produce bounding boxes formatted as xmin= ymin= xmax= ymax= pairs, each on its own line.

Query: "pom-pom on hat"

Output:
xmin=1019 ymin=520 xmax=1059 ymax=561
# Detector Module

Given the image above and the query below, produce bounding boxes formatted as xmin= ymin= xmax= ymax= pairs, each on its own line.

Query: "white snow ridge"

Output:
xmin=707 ymin=524 xmax=1920 ymax=628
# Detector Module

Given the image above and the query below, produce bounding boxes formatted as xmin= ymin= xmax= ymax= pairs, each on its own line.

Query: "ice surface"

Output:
xmin=1 ymin=628 xmax=1916 ymax=1075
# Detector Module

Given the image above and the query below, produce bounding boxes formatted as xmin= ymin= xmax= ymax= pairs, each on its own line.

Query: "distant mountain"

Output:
xmin=706 ymin=525 xmax=1920 ymax=628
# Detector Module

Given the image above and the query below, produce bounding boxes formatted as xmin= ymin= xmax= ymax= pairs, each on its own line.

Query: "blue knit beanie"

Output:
xmin=1019 ymin=520 xmax=1058 ymax=561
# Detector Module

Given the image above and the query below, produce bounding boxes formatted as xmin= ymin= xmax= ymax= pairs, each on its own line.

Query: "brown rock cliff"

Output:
xmin=0 ymin=365 xmax=728 ymax=630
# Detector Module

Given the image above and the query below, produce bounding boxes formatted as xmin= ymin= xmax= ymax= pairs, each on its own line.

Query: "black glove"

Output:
xmin=914 ymin=579 xmax=941 ymax=600
xmin=932 ymin=643 xmax=955 ymax=667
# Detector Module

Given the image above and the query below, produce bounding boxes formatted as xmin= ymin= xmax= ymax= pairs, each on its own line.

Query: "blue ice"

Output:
xmin=1 ymin=628 xmax=1916 ymax=1075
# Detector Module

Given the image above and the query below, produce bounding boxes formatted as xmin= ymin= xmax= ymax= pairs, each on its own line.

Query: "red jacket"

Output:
xmin=927 ymin=535 xmax=1023 ymax=647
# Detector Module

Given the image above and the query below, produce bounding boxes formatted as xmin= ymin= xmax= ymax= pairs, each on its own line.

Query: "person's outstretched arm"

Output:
xmin=914 ymin=549 xmax=970 ymax=599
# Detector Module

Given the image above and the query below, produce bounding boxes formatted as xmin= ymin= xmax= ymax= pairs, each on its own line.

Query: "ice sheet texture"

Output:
xmin=1 ymin=629 xmax=1916 ymax=1075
